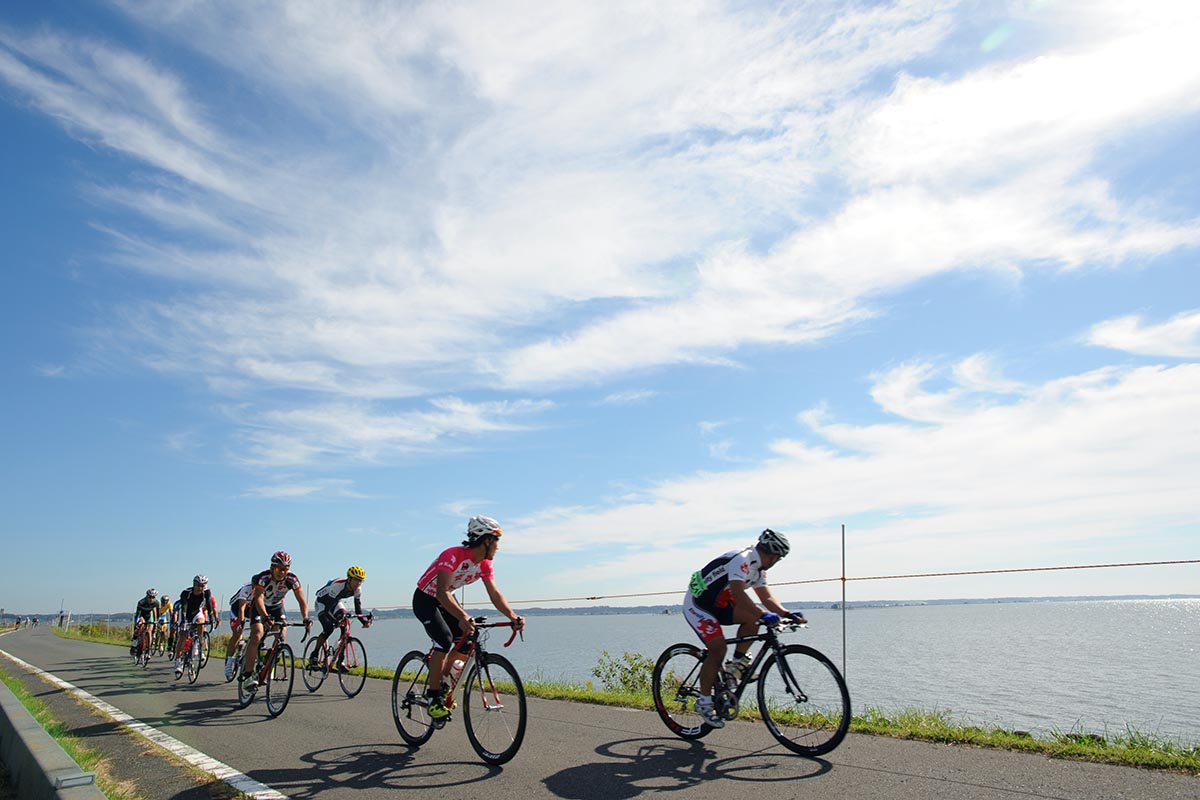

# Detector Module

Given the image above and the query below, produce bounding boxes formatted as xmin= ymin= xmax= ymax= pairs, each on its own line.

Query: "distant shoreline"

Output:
xmin=11 ymin=593 xmax=1198 ymax=623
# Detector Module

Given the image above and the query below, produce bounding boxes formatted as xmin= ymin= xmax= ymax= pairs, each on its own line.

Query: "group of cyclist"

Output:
xmin=129 ymin=575 xmax=220 ymax=677
xmin=127 ymin=516 xmax=802 ymax=731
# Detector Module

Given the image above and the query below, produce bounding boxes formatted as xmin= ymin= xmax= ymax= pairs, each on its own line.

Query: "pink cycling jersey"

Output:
xmin=416 ymin=546 xmax=494 ymax=597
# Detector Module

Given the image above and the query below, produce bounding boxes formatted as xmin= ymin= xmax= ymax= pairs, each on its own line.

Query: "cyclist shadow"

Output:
xmin=542 ymin=737 xmax=831 ymax=799
xmin=251 ymin=743 xmax=499 ymax=797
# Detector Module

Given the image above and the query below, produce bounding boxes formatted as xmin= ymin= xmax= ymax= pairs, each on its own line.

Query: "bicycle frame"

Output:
xmin=251 ymin=622 xmax=306 ymax=683
xmin=679 ymin=622 xmax=807 ymax=713
xmin=434 ymin=618 xmax=521 ymax=701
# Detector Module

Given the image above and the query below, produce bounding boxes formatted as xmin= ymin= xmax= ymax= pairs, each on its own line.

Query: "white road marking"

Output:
xmin=0 ymin=645 xmax=289 ymax=800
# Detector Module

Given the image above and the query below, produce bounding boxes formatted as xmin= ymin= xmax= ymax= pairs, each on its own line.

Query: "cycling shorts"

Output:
xmin=411 ymin=589 xmax=466 ymax=653
xmin=317 ymin=603 xmax=347 ymax=637
xmin=247 ymin=604 xmax=286 ymax=626
xmin=683 ymin=591 xmax=734 ymax=644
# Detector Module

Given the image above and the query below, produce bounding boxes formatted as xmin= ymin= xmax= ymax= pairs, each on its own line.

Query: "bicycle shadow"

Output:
xmin=248 ymin=743 xmax=500 ymax=797
xmin=542 ymin=736 xmax=832 ymax=799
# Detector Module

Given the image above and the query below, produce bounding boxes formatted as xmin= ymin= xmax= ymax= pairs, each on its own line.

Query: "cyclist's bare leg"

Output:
xmin=224 ymin=620 xmax=244 ymax=658
xmin=732 ymin=619 xmax=757 ymax=659
xmin=242 ymin=619 xmax=265 ymax=677
xmin=426 ymin=648 xmax=456 ymax=691
xmin=699 ymin=636 xmax=727 ymax=695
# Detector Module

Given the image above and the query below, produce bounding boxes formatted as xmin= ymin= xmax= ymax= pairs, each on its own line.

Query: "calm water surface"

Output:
xmin=361 ymin=599 xmax=1200 ymax=740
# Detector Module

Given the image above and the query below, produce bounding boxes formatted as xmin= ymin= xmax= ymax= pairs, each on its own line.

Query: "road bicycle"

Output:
xmin=175 ymin=621 xmax=214 ymax=684
xmin=652 ymin=619 xmax=851 ymax=757
xmin=234 ymin=620 xmax=310 ymax=717
xmin=392 ymin=617 xmax=526 ymax=765
xmin=302 ymin=612 xmax=372 ymax=697
xmin=132 ymin=620 xmax=153 ymax=667
xmin=151 ymin=619 xmax=170 ymax=658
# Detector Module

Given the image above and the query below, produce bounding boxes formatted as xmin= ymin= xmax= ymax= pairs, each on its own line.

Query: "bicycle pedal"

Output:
xmin=432 ymin=715 xmax=450 ymax=729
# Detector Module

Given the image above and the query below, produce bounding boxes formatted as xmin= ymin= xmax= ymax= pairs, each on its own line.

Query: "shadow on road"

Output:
xmin=542 ymin=737 xmax=831 ymax=799
xmin=249 ymin=743 xmax=502 ymax=797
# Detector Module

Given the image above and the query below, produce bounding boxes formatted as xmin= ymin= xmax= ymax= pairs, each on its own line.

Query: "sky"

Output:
xmin=1 ymin=0 xmax=1198 ymax=616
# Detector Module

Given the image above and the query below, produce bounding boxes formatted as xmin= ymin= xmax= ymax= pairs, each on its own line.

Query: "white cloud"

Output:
xmin=241 ymin=478 xmax=365 ymax=499
xmin=1087 ymin=310 xmax=1200 ymax=358
xmin=596 ymin=390 xmax=657 ymax=406
xmin=512 ymin=361 xmax=1200 ymax=595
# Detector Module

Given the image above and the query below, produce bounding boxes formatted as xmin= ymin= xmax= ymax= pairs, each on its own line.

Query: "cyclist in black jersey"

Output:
xmin=130 ymin=589 xmax=158 ymax=656
xmin=173 ymin=575 xmax=220 ymax=678
xmin=682 ymin=529 xmax=805 ymax=728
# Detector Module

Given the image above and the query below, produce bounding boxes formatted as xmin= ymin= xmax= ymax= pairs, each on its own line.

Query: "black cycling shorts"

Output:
xmin=411 ymin=589 xmax=467 ymax=653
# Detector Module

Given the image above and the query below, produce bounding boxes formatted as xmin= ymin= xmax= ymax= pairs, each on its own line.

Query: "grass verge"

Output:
xmin=52 ymin=626 xmax=1200 ymax=774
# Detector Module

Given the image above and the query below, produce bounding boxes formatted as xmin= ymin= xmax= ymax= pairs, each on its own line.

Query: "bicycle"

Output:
xmin=392 ymin=617 xmax=526 ymax=765
xmin=133 ymin=620 xmax=152 ymax=668
xmin=302 ymin=612 xmax=372 ymax=697
xmin=151 ymin=620 xmax=169 ymax=658
xmin=175 ymin=621 xmax=214 ymax=684
xmin=234 ymin=620 xmax=310 ymax=717
xmin=652 ymin=619 xmax=851 ymax=757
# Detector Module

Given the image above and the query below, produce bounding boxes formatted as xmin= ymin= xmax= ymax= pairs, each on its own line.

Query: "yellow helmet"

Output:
xmin=347 ymin=565 xmax=366 ymax=580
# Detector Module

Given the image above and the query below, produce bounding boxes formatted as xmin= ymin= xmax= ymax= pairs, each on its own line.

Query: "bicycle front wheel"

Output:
xmin=199 ymin=631 xmax=211 ymax=669
xmin=337 ymin=636 xmax=367 ymax=698
xmin=187 ymin=638 xmax=200 ymax=684
xmin=392 ymin=650 xmax=434 ymax=746
xmin=462 ymin=653 xmax=526 ymax=765
xmin=265 ymin=644 xmax=295 ymax=717
xmin=651 ymin=643 xmax=713 ymax=739
xmin=301 ymin=638 xmax=328 ymax=692
xmin=757 ymin=644 xmax=851 ymax=757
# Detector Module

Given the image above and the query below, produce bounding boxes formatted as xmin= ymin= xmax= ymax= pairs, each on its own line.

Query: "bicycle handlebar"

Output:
xmin=467 ymin=616 xmax=525 ymax=647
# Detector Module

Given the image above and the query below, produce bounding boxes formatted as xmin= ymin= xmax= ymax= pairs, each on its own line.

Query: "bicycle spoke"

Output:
xmin=338 ymin=636 xmax=368 ymax=698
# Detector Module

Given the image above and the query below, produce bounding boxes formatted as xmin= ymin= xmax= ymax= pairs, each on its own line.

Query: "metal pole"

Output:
xmin=841 ymin=523 xmax=847 ymax=680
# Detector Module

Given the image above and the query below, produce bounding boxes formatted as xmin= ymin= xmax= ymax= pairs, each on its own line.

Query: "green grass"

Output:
xmin=52 ymin=627 xmax=1200 ymax=774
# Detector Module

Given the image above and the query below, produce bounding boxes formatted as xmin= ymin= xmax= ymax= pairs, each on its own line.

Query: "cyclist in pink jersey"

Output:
xmin=412 ymin=515 xmax=525 ymax=720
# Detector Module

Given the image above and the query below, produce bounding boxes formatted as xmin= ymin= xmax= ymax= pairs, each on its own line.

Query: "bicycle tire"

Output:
xmin=337 ymin=636 xmax=367 ymax=698
xmin=301 ymin=638 xmax=328 ymax=692
xmin=199 ymin=631 xmax=211 ymax=669
xmin=187 ymin=636 xmax=200 ymax=684
xmin=392 ymin=650 xmax=434 ymax=746
xmin=265 ymin=644 xmax=295 ymax=717
xmin=652 ymin=642 xmax=714 ymax=740
xmin=756 ymin=644 xmax=851 ymax=757
xmin=235 ymin=648 xmax=254 ymax=708
xmin=462 ymin=652 xmax=527 ymax=765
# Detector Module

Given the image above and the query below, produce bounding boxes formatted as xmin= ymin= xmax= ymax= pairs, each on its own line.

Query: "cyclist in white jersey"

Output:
xmin=412 ymin=516 xmax=525 ymax=720
xmin=240 ymin=550 xmax=311 ymax=690
xmin=308 ymin=566 xmax=372 ymax=670
xmin=682 ymin=529 xmax=805 ymax=728
xmin=223 ymin=581 xmax=254 ymax=680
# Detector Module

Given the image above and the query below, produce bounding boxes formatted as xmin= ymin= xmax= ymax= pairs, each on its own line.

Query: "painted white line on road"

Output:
xmin=0 ymin=647 xmax=289 ymax=800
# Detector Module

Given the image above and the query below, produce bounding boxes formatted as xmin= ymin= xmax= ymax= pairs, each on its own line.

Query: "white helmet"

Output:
xmin=465 ymin=515 xmax=503 ymax=545
xmin=757 ymin=528 xmax=790 ymax=557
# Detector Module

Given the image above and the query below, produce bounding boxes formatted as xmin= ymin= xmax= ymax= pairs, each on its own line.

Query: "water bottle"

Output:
xmin=450 ymin=657 xmax=466 ymax=682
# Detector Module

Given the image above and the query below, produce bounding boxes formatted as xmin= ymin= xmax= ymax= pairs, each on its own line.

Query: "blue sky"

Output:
xmin=2 ymin=1 xmax=1198 ymax=615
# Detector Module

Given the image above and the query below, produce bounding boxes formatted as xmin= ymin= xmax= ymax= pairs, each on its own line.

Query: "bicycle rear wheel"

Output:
xmin=337 ymin=636 xmax=367 ymax=698
xmin=757 ymin=644 xmax=851 ymax=757
xmin=265 ymin=644 xmax=295 ymax=717
xmin=651 ymin=643 xmax=713 ymax=739
xmin=301 ymin=638 xmax=328 ymax=692
xmin=392 ymin=650 xmax=434 ymax=746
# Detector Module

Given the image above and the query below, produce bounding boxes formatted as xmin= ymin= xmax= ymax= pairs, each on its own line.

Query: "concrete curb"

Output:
xmin=0 ymin=678 xmax=105 ymax=800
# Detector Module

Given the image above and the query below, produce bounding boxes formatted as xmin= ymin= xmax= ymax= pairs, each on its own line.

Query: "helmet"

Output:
xmin=146 ymin=588 xmax=158 ymax=599
xmin=347 ymin=565 xmax=366 ymax=581
xmin=270 ymin=550 xmax=291 ymax=568
xmin=193 ymin=574 xmax=208 ymax=586
xmin=465 ymin=515 xmax=503 ymax=545
xmin=159 ymin=596 xmax=170 ymax=605
xmin=757 ymin=528 xmax=790 ymax=557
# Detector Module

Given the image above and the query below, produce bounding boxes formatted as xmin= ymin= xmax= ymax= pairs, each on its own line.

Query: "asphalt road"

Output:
xmin=1 ymin=627 xmax=1196 ymax=800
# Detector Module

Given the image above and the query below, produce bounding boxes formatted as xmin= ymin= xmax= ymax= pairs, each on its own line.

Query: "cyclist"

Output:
xmin=240 ymin=551 xmax=311 ymax=691
xmin=682 ymin=528 xmax=806 ymax=728
xmin=412 ymin=515 xmax=525 ymax=721
xmin=308 ymin=566 xmax=372 ymax=671
xmin=158 ymin=594 xmax=175 ymax=652
xmin=223 ymin=581 xmax=254 ymax=681
xmin=130 ymin=589 xmax=158 ymax=657
xmin=173 ymin=575 xmax=220 ymax=678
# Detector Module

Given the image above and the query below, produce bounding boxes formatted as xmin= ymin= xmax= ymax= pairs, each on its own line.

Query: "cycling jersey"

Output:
xmin=133 ymin=597 xmax=157 ymax=621
xmin=251 ymin=569 xmax=301 ymax=608
xmin=315 ymin=578 xmax=364 ymax=615
xmin=178 ymin=588 xmax=216 ymax=623
xmin=416 ymin=546 xmax=493 ymax=598
xmin=688 ymin=546 xmax=769 ymax=612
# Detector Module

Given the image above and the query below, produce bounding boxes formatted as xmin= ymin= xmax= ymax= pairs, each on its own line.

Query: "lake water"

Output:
xmin=359 ymin=598 xmax=1200 ymax=742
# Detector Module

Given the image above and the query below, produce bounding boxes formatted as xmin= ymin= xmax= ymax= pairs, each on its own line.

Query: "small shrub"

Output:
xmin=591 ymin=650 xmax=653 ymax=694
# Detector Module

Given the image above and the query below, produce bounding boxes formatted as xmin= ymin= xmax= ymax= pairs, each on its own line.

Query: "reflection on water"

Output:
xmin=364 ymin=599 xmax=1200 ymax=740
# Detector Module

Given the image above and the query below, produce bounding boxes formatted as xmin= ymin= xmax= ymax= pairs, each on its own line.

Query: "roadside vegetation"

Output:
xmin=53 ymin=628 xmax=1200 ymax=774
